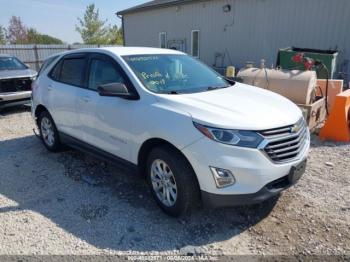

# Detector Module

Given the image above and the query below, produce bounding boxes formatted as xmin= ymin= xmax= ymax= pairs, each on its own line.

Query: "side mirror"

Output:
xmin=97 ymin=83 xmax=138 ymax=100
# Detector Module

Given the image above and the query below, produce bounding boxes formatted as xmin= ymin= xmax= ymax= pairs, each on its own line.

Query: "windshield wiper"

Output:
xmin=164 ymin=90 xmax=179 ymax=94
xmin=206 ymin=85 xmax=230 ymax=91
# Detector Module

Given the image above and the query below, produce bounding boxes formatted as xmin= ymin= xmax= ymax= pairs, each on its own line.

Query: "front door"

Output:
xmin=82 ymin=53 xmax=136 ymax=161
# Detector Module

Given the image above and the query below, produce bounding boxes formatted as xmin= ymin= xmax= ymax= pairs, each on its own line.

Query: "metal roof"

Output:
xmin=117 ymin=0 xmax=196 ymax=15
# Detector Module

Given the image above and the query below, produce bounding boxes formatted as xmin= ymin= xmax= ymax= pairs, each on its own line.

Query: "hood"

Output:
xmin=0 ymin=69 xmax=37 ymax=80
xmin=157 ymin=83 xmax=303 ymax=130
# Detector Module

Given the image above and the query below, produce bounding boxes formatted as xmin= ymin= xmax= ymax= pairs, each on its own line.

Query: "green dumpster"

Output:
xmin=277 ymin=47 xmax=338 ymax=79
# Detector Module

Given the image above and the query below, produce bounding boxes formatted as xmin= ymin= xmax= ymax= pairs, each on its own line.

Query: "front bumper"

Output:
xmin=0 ymin=91 xmax=31 ymax=107
xmin=181 ymin=136 xmax=310 ymax=206
xmin=201 ymin=159 xmax=306 ymax=208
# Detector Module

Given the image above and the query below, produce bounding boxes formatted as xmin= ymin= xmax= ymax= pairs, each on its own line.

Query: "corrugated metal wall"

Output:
xmin=0 ymin=44 xmax=118 ymax=71
xmin=123 ymin=0 xmax=350 ymax=81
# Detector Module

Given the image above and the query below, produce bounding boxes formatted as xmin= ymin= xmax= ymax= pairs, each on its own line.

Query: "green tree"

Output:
xmin=27 ymin=28 xmax=63 ymax=44
xmin=0 ymin=25 xmax=6 ymax=44
xmin=7 ymin=16 xmax=27 ymax=44
xmin=76 ymin=4 xmax=109 ymax=44
xmin=6 ymin=16 xmax=64 ymax=44
xmin=107 ymin=25 xmax=123 ymax=45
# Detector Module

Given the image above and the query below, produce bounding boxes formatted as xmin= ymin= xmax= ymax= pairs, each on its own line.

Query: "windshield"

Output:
xmin=123 ymin=54 xmax=229 ymax=94
xmin=0 ymin=57 xmax=27 ymax=70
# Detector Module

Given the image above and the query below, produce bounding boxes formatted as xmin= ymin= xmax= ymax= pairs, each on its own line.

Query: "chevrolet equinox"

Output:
xmin=32 ymin=47 xmax=310 ymax=216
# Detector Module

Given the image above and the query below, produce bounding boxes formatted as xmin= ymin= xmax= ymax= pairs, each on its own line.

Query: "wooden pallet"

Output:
xmin=298 ymin=97 xmax=327 ymax=131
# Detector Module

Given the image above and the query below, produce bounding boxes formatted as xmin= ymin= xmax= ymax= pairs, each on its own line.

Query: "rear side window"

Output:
xmin=60 ymin=58 xmax=86 ymax=86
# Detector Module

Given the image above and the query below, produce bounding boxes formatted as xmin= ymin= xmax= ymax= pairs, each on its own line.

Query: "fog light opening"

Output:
xmin=210 ymin=167 xmax=236 ymax=188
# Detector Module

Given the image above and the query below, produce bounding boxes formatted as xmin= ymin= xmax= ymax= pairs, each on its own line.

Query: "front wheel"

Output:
xmin=38 ymin=111 xmax=61 ymax=152
xmin=146 ymin=146 xmax=200 ymax=217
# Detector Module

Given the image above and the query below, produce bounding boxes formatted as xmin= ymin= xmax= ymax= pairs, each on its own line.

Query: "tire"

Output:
xmin=38 ymin=110 xmax=61 ymax=152
xmin=146 ymin=145 xmax=200 ymax=217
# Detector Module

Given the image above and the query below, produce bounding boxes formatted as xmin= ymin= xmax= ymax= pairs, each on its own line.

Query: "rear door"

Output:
xmin=46 ymin=53 xmax=88 ymax=138
xmin=75 ymin=53 xmax=102 ymax=144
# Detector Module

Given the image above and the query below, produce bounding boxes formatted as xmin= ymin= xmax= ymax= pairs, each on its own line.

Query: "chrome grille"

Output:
xmin=259 ymin=118 xmax=309 ymax=163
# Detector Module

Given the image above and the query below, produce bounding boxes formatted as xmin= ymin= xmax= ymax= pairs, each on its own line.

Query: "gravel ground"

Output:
xmin=0 ymin=106 xmax=349 ymax=258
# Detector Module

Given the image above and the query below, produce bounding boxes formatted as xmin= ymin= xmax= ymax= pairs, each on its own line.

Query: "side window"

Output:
xmin=191 ymin=30 xmax=200 ymax=58
xmin=88 ymin=59 xmax=126 ymax=91
xmin=49 ymin=60 xmax=62 ymax=81
xmin=38 ymin=55 xmax=59 ymax=76
xmin=59 ymin=58 xmax=86 ymax=86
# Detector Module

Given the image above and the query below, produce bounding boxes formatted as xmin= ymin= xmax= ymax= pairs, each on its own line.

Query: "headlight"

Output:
xmin=194 ymin=122 xmax=264 ymax=148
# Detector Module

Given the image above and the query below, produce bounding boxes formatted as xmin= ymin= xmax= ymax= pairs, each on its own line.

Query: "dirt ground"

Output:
xmin=0 ymin=106 xmax=349 ymax=259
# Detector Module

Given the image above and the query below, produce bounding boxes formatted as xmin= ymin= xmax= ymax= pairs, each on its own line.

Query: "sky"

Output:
xmin=0 ymin=0 xmax=147 ymax=44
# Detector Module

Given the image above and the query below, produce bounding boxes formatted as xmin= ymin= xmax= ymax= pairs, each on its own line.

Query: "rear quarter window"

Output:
xmin=38 ymin=55 xmax=59 ymax=76
xmin=49 ymin=60 xmax=62 ymax=81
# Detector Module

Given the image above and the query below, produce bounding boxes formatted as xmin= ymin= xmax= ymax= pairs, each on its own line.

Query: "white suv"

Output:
xmin=32 ymin=47 xmax=310 ymax=216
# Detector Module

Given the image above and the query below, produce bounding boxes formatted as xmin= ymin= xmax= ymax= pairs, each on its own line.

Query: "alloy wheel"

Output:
xmin=41 ymin=117 xmax=55 ymax=147
xmin=150 ymin=159 xmax=178 ymax=207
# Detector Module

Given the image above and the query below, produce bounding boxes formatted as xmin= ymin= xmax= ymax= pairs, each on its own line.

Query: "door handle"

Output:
xmin=47 ymin=85 xmax=53 ymax=91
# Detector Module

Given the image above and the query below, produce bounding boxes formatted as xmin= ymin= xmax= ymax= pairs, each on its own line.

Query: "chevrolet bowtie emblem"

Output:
xmin=291 ymin=124 xmax=301 ymax=133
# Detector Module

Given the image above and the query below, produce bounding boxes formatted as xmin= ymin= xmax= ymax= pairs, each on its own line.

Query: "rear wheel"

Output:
xmin=38 ymin=111 xmax=61 ymax=152
xmin=146 ymin=146 xmax=200 ymax=217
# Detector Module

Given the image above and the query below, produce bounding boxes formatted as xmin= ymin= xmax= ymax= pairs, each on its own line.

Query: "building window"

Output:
xmin=191 ymin=30 xmax=200 ymax=58
xmin=159 ymin=32 xmax=167 ymax=48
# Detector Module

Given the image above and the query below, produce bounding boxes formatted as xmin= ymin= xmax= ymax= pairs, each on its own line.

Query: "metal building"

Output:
xmin=117 ymin=0 xmax=350 ymax=79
